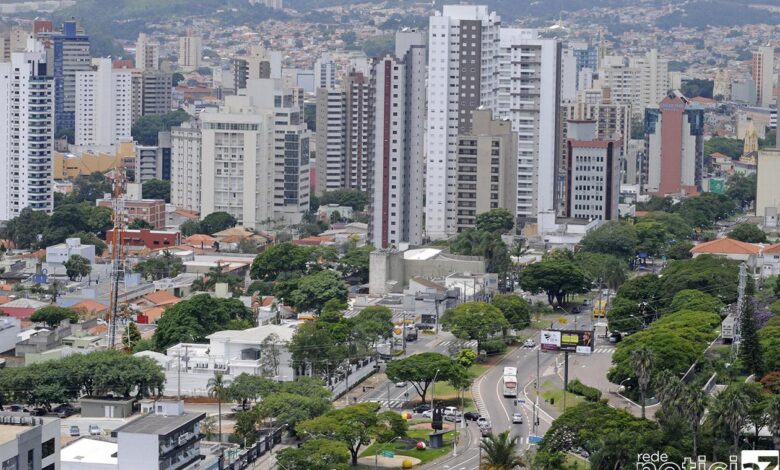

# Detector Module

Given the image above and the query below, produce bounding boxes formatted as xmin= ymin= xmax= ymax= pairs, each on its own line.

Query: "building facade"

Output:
xmin=314 ymin=87 xmax=346 ymax=195
xmin=0 ymin=42 xmax=55 ymax=221
xmin=454 ymin=110 xmax=517 ymax=232
xmin=314 ymin=53 xmax=338 ymax=89
xmin=135 ymin=33 xmax=159 ymax=71
xmin=49 ymin=20 xmax=91 ymax=132
xmin=171 ymin=121 xmax=202 ymax=212
xmin=75 ymin=58 xmax=132 ymax=148
xmin=0 ymin=414 xmax=60 ymax=470
xmin=369 ymin=30 xmax=427 ymax=248
xmin=344 ymin=70 xmax=373 ymax=192
xmin=644 ymin=92 xmax=704 ymax=195
xmin=752 ymin=45 xmax=775 ymax=108
xmin=426 ymin=5 xmax=501 ymax=239
xmin=178 ymin=34 xmax=202 ymax=71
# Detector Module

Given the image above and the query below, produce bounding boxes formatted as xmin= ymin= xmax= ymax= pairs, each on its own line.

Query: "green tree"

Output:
xmin=708 ymin=385 xmax=750 ymax=454
xmin=232 ymin=408 xmax=260 ymax=446
xmin=579 ymin=221 xmax=638 ymax=259
xmin=207 ymin=372 xmax=230 ymax=442
xmin=440 ymin=302 xmax=510 ymax=351
xmin=726 ymin=173 xmax=757 ymax=208
xmin=180 ymin=219 xmax=202 ymax=236
xmin=518 ymin=259 xmax=590 ymax=306
xmin=704 ymin=136 xmax=743 ymax=159
xmin=153 ymin=294 xmax=253 ymax=350
xmin=72 ymin=231 xmax=107 ymax=256
xmin=228 ymin=374 xmax=275 ymax=408
xmin=133 ymin=250 xmax=183 ymax=281
xmin=64 ymin=254 xmax=92 ymax=281
xmin=450 ymin=229 xmax=512 ymax=275
xmin=575 ymin=252 xmax=628 ymax=290
xmin=122 ymin=322 xmax=142 ymax=350
xmin=456 ymin=348 xmax=478 ymax=368
xmin=29 ymin=306 xmax=78 ymax=328
xmin=200 ymin=211 xmax=237 ymax=235
xmin=728 ymin=223 xmax=767 ymax=243
xmin=669 ymin=289 xmax=723 ymax=314
xmin=289 ymin=270 xmax=348 ymax=313
xmin=288 ymin=321 xmax=346 ymax=381
xmin=258 ymin=392 xmax=332 ymax=434
xmin=259 ymin=333 xmax=283 ymax=376
xmin=349 ymin=306 xmax=393 ymax=357
xmin=338 ymin=245 xmax=372 ymax=283
xmin=490 ymin=294 xmax=531 ymax=331
xmin=276 ymin=439 xmax=350 ymax=470
xmin=250 ymin=242 xmax=311 ymax=281
xmin=739 ymin=278 xmax=764 ymax=377
xmin=142 ymin=179 xmax=171 ymax=202
xmin=658 ymin=254 xmax=740 ymax=306
xmin=128 ymin=218 xmax=154 ymax=230
xmin=172 ymin=72 xmax=185 ymax=86
xmin=384 ymin=352 xmax=457 ymax=403
xmin=131 ymin=109 xmax=190 ymax=145
xmin=246 ymin=280 xmax=273 ymax=296
xmin=630 ymin=347 xmax=655 ymax=419
xmin=318 ymin=189 xmax=367 ymax=211
xmin=480 ymin=431 xmax=524 ymax=469
xmin=766 ymin=395 xmax=780 ymax=450
xmin=475 ymin=208 xmax=515 ymax=233
xmin=297 ymin=402 xmax=407 ymax=466
xmin=681 ymin=78 xmax=714 ymax=98
xmin=0 ymin=207 xmax=51 ymax=249
xmin=682 ymin=384 xmax=708 ymax=457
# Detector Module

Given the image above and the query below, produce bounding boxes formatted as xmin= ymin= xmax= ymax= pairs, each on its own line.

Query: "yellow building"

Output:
xmin=53 ymin=141 xmax=137 ymax=180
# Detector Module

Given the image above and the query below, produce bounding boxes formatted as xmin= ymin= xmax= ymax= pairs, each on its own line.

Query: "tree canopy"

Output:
xmin=728 ymin=223 xmax=767 ymax=243
xmin=64 ymin=255 xmax=92 ymax=281
xmin=440 ymin=302 xmax=510 ymax=350
xmin=30 ymin=306 xmax=78 ymax=328
xmin=200 ymin=211 xmax=237 ymax=235
xmin=579 ymin=221 xmax=638 ymax=260
xmin=490 ymin=294 xmax=531 ymax=331
xmin=142 ymin=179 xmax=171 ymax=203
xmin=385 ymin=352 xmax=460 ymax=403
xmin=316 ymin=190 xmax=368 ymax=211
xmin=518 ymin=258 xmax=590 ymax=306
xmin=475 ymin=208 xmax=515 ymax=233
xmin=131 ymin=109 xmax=190 ymax=145
xmin=153 ymin=294 xmax=254 ymax=350
xmin=289 ymin=271 xmax=348 ymax=313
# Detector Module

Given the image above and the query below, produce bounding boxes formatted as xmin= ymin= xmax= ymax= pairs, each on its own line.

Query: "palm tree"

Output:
xmin=654 ymin=369 xmax=683 ymax=413
xmin=710 ymin=387 xmax=750 ymax=454
xmin=681 ymin=385 xmax=708 ymax=457
xmin=480 ymin=431 xmax=524 ymax=470
xmin=630 ymin=347 xmax=655 ymax=419
xmin=207 ymin=372 xmax=231 ymax=442
xmin=767 ymin=395 xmax=780 ymax=450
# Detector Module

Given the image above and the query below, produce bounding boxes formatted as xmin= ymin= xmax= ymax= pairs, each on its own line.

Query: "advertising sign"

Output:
xmin=540 ymin=329 xmax=594 ymax=353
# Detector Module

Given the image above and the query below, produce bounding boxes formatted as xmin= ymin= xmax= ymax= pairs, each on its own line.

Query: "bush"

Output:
xmin=480 ymin=338 xmax=507 ymax=355
xmin=566 ymin=379 xmax=602 ymax=402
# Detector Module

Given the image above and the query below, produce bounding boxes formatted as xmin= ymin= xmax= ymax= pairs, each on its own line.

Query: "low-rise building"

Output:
xmin=0 ymin=413 xmax=60 ymax=470
xmin=46 ymin=238 xmax=96 ymax=266
xmin=105 ymin=229 xmax=181 ymax=250
xmin=98 ymin=198 xmax=166 ymax=229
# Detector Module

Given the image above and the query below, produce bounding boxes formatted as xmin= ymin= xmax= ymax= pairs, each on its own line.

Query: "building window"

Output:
xmin=42 ymin=439 xmax=55 ymax=459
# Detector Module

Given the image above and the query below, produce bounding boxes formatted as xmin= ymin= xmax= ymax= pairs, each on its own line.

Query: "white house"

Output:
xmin=166 ymin=322 xmax=298 ymax=380
xmin=46 ymin=238 xmax=96 ymax=266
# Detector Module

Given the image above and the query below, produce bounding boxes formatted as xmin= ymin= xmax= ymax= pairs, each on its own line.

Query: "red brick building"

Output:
xmin=98 ymin=199 xmax=166 ymax=228
xmin=105 ymin=229 xmax=181 ymax=250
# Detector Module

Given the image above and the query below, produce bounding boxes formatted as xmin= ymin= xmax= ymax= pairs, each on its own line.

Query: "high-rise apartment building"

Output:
xmin=369 ymin=29 xmax=427 ymax=248
xmin=454 ymin=110 xmax=517 ymax=232
xmin=314 ymin=53 xmax=338 ymax=89
xmin=426 ymin=5 xmax=501 ymax=239
xmin=135 ymin=33 xmax=159 ymax=71
xmin=0 ymin=41 xmax=55 ymax=221
xmin=75 ymin=58 xmax=133 ymax=148
xmin=140 ymin=70 xmax=172 ymax=116
xmin=199 ymin=95 xmax=276 ymax=229
xmin=171 ymin=121 xmax=202 ymax=212
xmin=344 ymin=70 xmax=373 ymax=192
xmin=48 ymin=20 xmax=91 ymax=132
xmin=644 ymin=91 xmax=704 ymax=195
xmin=563 ymin=120 xmax=621 ymax=221
xmin=244 ymin=79 xmax=311 ymax=224
xmin=598 ymin=49 xmax=670 ymax=117
xmin=232 ymin=46 xmax=274 ymax=92
xmin=752 ymin=45 xmax=775 ymax=108
xmin=497 ymin=28 xmax=561 ymax=228
xmin=178 ymin=33 xmax=202 ymax=71
xmin=314 ymin=87 xmax=346 ymax=195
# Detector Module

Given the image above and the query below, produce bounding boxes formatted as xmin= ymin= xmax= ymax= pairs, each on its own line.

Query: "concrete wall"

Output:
xmin=80 ymin=399 xmax=134 ymax=418
xmin=369 ymin=250 xmax=485 ymax=295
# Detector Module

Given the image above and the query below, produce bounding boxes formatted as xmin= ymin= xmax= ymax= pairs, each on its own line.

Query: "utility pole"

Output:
xmin=731 ymin=263 xmax=747 ymax=362
xmin=533 ymin=348 xmax=539 ymax=433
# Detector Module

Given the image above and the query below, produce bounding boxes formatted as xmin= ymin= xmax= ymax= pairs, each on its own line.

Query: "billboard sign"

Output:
xmin=540 ymin=329 xmax=594 ymax=353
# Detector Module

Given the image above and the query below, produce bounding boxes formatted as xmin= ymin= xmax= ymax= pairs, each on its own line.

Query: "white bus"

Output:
xmin=502 ymin=375 xmax=518 ymax=397
xmin=503 ymin=367 xmax=517 ymax=377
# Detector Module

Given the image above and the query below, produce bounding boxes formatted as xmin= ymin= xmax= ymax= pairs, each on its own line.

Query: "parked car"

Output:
xmin=54 ymin=404 xmax=75 ymax=418
xmin=443 ymin=406 xmax=458 ymax=416
xmin=512 ymin=412 xmax=523 ymax=424
xmin=69 ymin=426 xmax=80 ymax=437
xmin=464 ymin=411 xmax=481 ymax=421
xmin=523 ymin=338 xmax=536 ymax=348
xmin=476 ymin=417 xmax=490 ymax=428
xmin=609 ymin=332 xmax=623 ymax=343
xmin=571 ymin=306 xmax=581 ymax=314
xmin=480 ymin=426 xmax=493 ymax=437
xmin=88 ymin=424 xmax=101 ymax=436
xmin=395 ymin=381 xmax=406 ymax=387
xmin=7 ymin=404 xmax=28 ymax=412
xmin=421 ymin=410 xmax=433 ymax=418
xmin=30 ymin=407 xmax=46 ymax=416
xmin=230 ymin=403 xmax=250 ymax=412
xmin=412 ymin=404 xmax=431 ymax=413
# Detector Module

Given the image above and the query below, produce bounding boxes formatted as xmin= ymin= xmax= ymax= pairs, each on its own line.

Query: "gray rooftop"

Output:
xmin=112 ymin=411 xmax=205 ymax=437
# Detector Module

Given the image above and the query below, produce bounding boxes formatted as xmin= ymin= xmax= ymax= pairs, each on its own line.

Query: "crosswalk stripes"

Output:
xmin=439 ymin=339 xmax=479 ymax=349
xmin=358 ymin=398 xmax=406 ymax=408
xmin=592 ymin=347 xmax=614 ymax=354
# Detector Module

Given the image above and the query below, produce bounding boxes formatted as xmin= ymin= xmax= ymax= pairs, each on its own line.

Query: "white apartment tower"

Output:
xmin=369 ymin=29 xmax=427 ymax=248
xmin=752 ymin=46 xmax=775 ymax=108
xmin=314 ymin=87 xmax=346 ymax=195
xmin=135 ymin=33 xmax=159 ymax=71
xmin=0 ymin=41 xmax=55 ymax=221
xmin=199 ymin=96 xmax=276 ymax=229
xmin=314 ymin=53 xmax=338 ymax=89
xmin=178 ymin=34 xmax=202 ymax=71
xmin=497 ymin=29 xmax=561 ymax=227
xmin=171 ymin=120 xmax=202 ymax=212
xmin=426 ymin=5 xmax=501 ymax=239
xmin=598 ymin=49 xmax=670 ymax=117
xmin=75 ymin=58 xmax=133 ymax=148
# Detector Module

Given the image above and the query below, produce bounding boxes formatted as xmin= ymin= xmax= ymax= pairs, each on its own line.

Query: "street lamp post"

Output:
xmin=429 ymin=368 xmax=441 ymax=419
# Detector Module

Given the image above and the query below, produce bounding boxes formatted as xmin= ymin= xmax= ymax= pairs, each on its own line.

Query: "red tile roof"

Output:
xmin=143 ymin=291 xmax=181 ymax=307
xmin=690 ymin=238 xmax=761 ymax=255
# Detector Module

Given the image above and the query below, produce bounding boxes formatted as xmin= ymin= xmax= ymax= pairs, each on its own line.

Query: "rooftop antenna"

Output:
xmin=107 ymin=165 xmax=127 ymax=349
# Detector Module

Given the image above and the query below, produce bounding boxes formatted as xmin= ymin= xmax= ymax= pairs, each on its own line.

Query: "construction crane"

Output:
xmin=107 ymin=166 xmax=128 ymax=349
